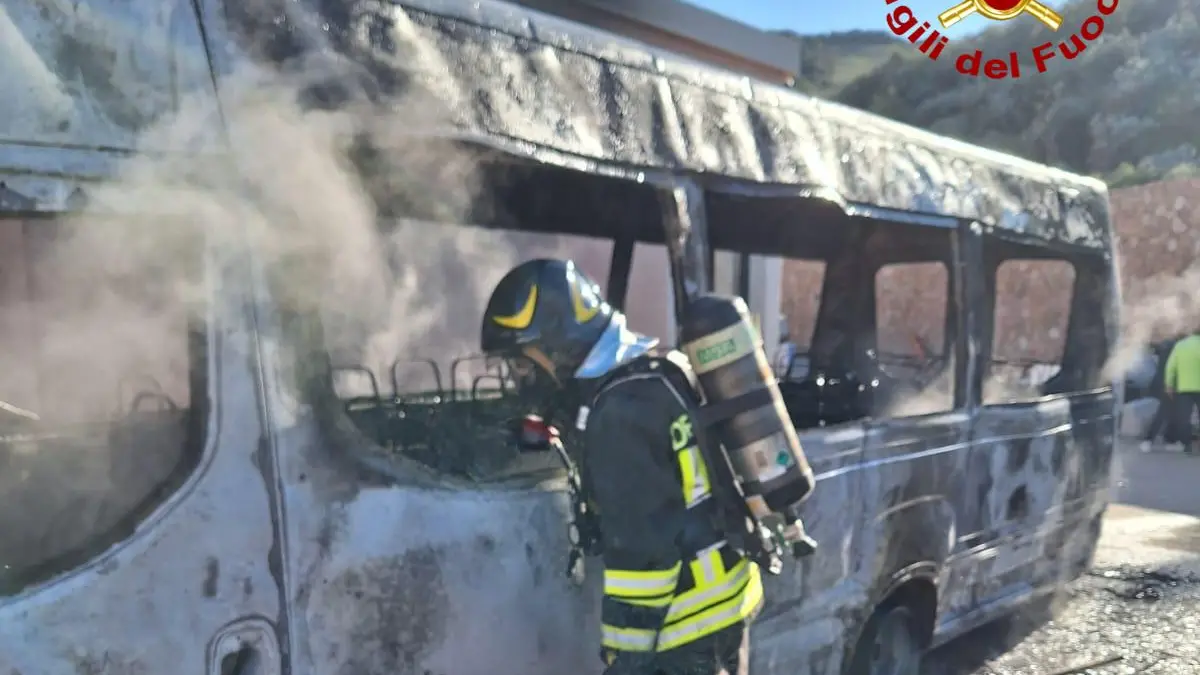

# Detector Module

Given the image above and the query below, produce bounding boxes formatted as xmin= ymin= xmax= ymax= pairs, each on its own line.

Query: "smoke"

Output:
xmin=1105 ymin=265 xmax=1200 ymax=381
xmin=0 ymin=59 xmax=529 ymax=580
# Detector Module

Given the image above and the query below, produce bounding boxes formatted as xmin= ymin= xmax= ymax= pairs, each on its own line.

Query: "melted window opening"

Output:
xmin=317 ymin=162 xmax=666 ymax=483
xmin=984 ymin=258 xmax=1075 ymax=404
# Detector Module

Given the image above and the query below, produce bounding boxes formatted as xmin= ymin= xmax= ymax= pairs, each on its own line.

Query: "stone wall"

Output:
xmin=780 ymin=178 xmax=1200 ymax=363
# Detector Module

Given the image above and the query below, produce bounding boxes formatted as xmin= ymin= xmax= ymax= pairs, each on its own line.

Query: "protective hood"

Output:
xmin=573 ymin=313 xmax=659 ymax=380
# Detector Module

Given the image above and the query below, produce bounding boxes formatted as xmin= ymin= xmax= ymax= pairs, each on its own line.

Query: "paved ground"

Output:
xmin=926 ymin=441 xmax=1200 ymax=675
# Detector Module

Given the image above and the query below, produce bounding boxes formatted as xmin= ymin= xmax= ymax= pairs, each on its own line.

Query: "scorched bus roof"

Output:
xmin=0 ymin=0 xmax=1112 ymax=250
xmin=226 ymin=0 xmax=1112 ymax=251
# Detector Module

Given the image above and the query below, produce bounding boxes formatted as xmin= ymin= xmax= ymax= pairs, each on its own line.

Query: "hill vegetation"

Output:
xmin=790 ymin=0 xmax=1200 ymax=186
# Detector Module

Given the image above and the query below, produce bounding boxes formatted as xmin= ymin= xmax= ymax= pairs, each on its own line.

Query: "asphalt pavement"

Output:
xmin=927 ymin=441 xmax=1200 ymax=675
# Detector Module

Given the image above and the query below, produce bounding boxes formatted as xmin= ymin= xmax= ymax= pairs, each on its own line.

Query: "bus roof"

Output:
xmin=0 ymin=0 xmax=1113 ymax=251
xmin=239 ymin=0 xmax=1113 ymax=250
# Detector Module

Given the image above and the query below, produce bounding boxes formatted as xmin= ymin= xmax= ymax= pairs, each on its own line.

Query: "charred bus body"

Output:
xmin=0 ymin=1 xmax=1118 ymax=674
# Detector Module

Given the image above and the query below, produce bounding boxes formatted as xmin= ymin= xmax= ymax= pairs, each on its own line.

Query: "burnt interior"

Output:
xmin=706 ymin=193 xmax=961 ymax=426
xmin=321 ymin=155 xmax=669 ymax=481
xmin=321 ymin=153 xmax=1116 ymax=482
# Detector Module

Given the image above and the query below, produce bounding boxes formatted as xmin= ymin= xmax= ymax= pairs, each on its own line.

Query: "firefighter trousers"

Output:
xmin=653 ymin=623 xmax=749 ymax=675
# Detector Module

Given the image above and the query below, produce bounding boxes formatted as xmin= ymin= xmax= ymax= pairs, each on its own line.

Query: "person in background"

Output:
xmin=1163 ymin=330 xmax=1200 ymax=454
xmin=1141 ymin=337 xmax=1180 ymax=452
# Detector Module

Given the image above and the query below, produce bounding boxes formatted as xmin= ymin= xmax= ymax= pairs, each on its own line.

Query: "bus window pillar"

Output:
xmin=664 ymin=260 xmax=678 ymax=345
xmin=711 ymin=250 xmax=741 ymax=297
xmin=747 ymin=255 xmax=782 ymax=354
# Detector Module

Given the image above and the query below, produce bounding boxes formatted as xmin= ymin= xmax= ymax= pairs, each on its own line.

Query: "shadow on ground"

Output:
xmin=925 ymin=596 xmax=1060 ymax=674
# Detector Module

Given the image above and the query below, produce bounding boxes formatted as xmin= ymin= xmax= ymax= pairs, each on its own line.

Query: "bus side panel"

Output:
xmin=753 ymin=412 xmax=970 ymax=674
xmin=1056 ymin=389 xmax=1116 ymax=571
xmin=274 ymin=426 xmax=602 ymax=675
xmin=750 ymin=424 xmax=867 ymax=675
xmin=0 ymin=324 xmax=280 ymax=675
xmin=937 ymin=397 xmax=1073 ymax=635
xmin=857 ymin=413 xmax=968 ymax=622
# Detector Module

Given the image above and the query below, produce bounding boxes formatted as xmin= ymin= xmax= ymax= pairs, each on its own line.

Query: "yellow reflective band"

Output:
xmin=604 ymin=564 xmax=682 ymax=599
xmin=677 ymin=445 xmax=711 ymax=506
xmin=622 ymin=594 xmax=674 ymax=609
xmin=492 ymin=285 xmax=538 ymax=329
xmin=687 ymin=545 xmax=723 ymax=589
xmin=667 ymin=559 xmax=751 ymax=622
xmin=601 ymin=624 xmax=657 ymax=652
xmin=656 ymin=566 xmax=764 ymax=651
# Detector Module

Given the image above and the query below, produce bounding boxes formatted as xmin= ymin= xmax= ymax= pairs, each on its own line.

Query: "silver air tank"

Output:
xmin=679 ymin=294 xmax=816 ymax=524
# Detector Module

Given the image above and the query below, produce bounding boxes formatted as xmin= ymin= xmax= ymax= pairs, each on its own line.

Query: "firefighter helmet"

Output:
xmin=480 ymin=259 xmax=613 ymax=385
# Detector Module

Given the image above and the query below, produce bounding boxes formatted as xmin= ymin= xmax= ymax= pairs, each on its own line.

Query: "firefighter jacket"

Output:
xmin=580 ymin=355 xmax=764 ymax=655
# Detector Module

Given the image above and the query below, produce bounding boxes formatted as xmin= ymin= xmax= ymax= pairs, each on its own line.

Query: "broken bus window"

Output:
xmin=0 ymin=216 xmax=208 ymax=595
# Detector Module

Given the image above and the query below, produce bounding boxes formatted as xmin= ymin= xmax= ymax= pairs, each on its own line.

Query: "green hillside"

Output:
xmin=791 ymin=0 xmax=1200 ymax=186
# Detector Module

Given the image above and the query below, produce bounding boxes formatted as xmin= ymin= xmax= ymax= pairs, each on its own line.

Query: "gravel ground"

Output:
xmin=931 ymin=564 xmax=1200 ymax=674
xmin=927 ymin=443 xmax=1200 ymax=675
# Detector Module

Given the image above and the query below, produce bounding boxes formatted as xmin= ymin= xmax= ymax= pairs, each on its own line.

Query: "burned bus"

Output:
xmin=0 ymin=0 xmax=1118 ymax=674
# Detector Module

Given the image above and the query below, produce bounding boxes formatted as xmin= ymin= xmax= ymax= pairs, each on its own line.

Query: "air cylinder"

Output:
xmin=679 ymin=294 xmax=815 ymax=520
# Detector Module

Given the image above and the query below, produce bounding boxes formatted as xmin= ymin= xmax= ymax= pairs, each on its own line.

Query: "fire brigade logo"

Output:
xmin=938 ymin=0 xmax=1063 ymax=30
xmin=886 ymin=0 xmax=1118 ymax=79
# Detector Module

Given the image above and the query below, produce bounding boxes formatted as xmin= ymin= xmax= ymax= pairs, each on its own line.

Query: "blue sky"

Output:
xmin=686 ymin=0 xmax=1071 ymax=38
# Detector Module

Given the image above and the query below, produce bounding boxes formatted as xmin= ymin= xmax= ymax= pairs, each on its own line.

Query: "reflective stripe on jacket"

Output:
xmin=585 ymin=363 xmax=763 ymax=656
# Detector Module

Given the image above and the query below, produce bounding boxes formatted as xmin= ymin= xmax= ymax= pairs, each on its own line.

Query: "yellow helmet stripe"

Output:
xmin=493 ymin=285 xmax=538 ymax=329
xmin=571 ymin=278 xmax=599 ymax=324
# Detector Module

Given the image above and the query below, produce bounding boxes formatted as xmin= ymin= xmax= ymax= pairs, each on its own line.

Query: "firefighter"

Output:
xmin=480 ymin=258 xmax=762 ymax=675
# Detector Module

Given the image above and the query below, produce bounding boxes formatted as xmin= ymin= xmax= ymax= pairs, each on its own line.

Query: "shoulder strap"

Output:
xmin=591 ymin=354 xmax=699 ymax=411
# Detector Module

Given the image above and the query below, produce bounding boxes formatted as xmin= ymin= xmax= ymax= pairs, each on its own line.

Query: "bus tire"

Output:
xmin=844 ymin=604 xmax=923 ymax=675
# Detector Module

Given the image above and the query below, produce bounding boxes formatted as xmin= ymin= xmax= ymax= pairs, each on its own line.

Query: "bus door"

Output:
xmin=854 ymin=214 xmax=969 ymax=612
xmin=946 ymin=230 xmax=1088 ymax=620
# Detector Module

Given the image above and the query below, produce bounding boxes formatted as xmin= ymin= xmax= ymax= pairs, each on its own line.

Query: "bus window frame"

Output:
xmin=309 ymin=153 xmax=689 ymax=485
xmin=975 ymin=228 xmax=1113 ymax=405
xmin=0 ymin=215 xmax=215 ymax=597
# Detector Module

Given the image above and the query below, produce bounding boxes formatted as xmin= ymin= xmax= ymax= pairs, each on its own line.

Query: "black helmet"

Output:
xmin=481 ymin=259 xmax=613 ymax=386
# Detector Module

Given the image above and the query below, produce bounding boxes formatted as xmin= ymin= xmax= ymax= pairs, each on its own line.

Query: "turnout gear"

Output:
xmin=601 ymin=624 xmax=749 ymax=675
xmin=581 ymin=354 xmax=763 ymax=666
xmin=480 ymin=258 xmax=794 ymax=673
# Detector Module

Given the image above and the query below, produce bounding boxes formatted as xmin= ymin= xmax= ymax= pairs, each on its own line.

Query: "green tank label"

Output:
xmin=683 ymin=321 xmax=757 ymax=374
xmin=695 ymin=339 xmax=737 ymax=365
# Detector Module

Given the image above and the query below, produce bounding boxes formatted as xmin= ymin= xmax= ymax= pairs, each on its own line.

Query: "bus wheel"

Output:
xmin=845 ymin=605 xmax=922 ymax=675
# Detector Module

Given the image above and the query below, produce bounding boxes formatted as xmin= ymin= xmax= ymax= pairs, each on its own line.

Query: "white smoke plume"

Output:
xmin=0 ymin=59 xmax=531 ymax=581
xmin=1106 ymin=265 xmax=1200 ymax=382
